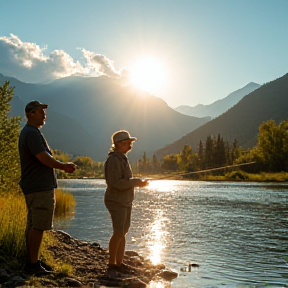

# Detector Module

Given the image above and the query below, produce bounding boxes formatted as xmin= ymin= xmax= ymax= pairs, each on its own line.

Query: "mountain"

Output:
xmin=174 ymin=82 xmax=261 ymax=118
xmin=10 ymin=96 xmax=103 ymax=160
xmin=1 ymin=74 xmax=210 ymax=161
xmin=156 ymin=73 xmax=288 ymax=158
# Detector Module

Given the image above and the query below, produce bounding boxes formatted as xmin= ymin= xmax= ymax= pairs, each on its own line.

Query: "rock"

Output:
xmin=57 ymin=230 xmax=72 ymax=239
xmin=90 ymin=242 xmax=101 ymax=248
xmin=125 ymin=251 xmax=140 ymax=257
xmin=157 ymin=269 xmax=178 ymax=281
xmin=180 ymin=267 xmax=187 ymax=272
xmin=122 ymin=277 xmax=147 ymax=288
xmin=66 ymin=277 xmax=83 ymax=287
xmin=4 ymin=275 xmax=26 ymax=287
xmin=78 ymin=241 xmax=90 ymax=247
xmin=154 ymin=263 xmax=165 ymax=270
xmin=0 ymin=268 xmax=10 ymax=282
xmin=98 ymin=275 xmax=122 ymax=287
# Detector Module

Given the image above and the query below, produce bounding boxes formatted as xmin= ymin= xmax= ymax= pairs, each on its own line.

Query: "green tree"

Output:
xmin=152 ymin=154 xmax=160 ymax=172
xmin=161 ymin=154 xmax=178 ymax=171
xmin=214 ymin=134 xmax=226 ymax=167
xmin=257 ymin=119 xmax=288 ymax=171
xmin=198 ymin=140 xmax=204 ymax=168
xmin=52 ymin=149 xmax=71 ymax=163
xmin=178 ymin=144 xmax=193 ymax=171
xmin=0 ymin=82 xmax=22 ymax=192
xmin=142 ymin=152 xmax=147 ymax=171
xmin=225 ymin=141 xmax=231 ymax=165
xmin=231 ymin=139 xmax=241 ymax=164
xmin=73 ymin=156 xmax=95 ymax=177
xmin=204 ymin=135 xmax=214 ymax=168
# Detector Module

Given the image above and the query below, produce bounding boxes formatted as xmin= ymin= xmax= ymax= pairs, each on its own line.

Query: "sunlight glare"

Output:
xmin=148 ymin=280 xmax=168 ymax=288
xmin=148 ymin=180 xmax=177 ymax=193
xmin=147 ymin=210 xmax=169 ymax=265
xmin=130 ymin=57 xmax=166 ymax=94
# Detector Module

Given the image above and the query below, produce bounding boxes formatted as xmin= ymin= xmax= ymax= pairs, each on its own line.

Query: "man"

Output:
xmin=104 ymin=130 xmax=149 ymax=272
xmin=18 ymin=100 xmax=76 ymax=274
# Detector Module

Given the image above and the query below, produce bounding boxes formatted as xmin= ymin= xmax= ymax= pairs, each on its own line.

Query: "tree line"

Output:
xmin=137 ymin=119 xmax=288 ymax=175
xmin=136 ymin=136 xmax=240 ymax=174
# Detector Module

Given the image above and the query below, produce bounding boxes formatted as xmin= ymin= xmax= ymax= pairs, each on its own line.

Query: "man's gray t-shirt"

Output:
xmin=18 ymin=124 xmax=57 ymax=194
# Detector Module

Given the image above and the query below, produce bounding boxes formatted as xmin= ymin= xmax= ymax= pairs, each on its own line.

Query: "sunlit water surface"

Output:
xmin=56 ymin=179 xmax=288 ymax=288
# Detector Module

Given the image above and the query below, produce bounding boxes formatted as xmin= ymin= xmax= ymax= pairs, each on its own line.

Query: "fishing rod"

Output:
xmin=148 ymin=161 xmax=256 ymax=181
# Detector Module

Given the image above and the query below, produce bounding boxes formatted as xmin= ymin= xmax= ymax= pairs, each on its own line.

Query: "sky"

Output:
xmin=0 ymin=0 xmax=287 ymax=108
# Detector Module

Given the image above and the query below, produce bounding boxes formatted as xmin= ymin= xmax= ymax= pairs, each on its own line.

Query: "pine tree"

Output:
xmin=198 ymin=140 xmax=204 ymax=169
xmin=214 ymin=134 xmax=226 ymax=167
xmin=204 ymin=135 xmax=214 ymax=168
xmin=142 ymin=152 xmax=147 ymax=172
xmin=152 ymin=154 xmax=159 ymax=172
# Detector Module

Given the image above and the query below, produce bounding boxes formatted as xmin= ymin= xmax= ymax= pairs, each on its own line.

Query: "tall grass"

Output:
xmin=0 ymin=193 xmax=26 ymax=259
xmin=0 ymin=188 xmax=76 ymax=270
xmin=54 ymin=188 xmax=76 ymax=217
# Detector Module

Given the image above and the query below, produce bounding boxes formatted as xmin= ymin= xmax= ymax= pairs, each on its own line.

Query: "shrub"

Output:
xmin=226 ymin=170 xmax=249 ymax=180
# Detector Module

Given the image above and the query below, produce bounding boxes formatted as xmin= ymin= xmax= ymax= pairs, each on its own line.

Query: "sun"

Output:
xmin=129 ymin=57 xmax=166 ymax=94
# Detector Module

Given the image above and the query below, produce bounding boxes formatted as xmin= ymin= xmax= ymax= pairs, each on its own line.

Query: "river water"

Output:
xmin=56 ymin=179 xmax=288 ymax=288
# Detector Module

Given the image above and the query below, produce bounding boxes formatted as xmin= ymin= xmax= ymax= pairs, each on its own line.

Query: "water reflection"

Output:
xmin=148 ymin=280 xmax=171 ymax=288
xmin=148 ymin=180 xmax=178 ymax=192
xmin=145 ymin=181 xmax=176 ymax=288
xmin=147 ymin=209 xmax=169 ymax=265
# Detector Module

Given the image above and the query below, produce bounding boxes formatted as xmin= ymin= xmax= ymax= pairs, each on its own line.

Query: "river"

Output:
xmin=56 ymin=179 xmax=288 ymax=288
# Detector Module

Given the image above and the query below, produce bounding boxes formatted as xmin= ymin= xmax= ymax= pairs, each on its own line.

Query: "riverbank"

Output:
xmin=67 ymin=171 xmax=288 ymax=183
xmin=134 ymin=171 xmax=288 ymax=182
xmin=0 ymin=230 xmax=177 ymax=288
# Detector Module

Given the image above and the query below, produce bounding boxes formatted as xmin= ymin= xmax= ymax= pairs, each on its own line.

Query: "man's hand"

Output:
xmin=63 ymin=162 xmax=77 ymax=173
xmin=36 ymin=152 xmax=77 ymax=172
xmin=137 ymin=179 xmax=150 ymax=187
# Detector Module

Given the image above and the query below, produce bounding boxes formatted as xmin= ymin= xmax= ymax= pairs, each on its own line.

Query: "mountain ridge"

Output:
xmin=174 ymin=82 xmax=261 ymax=118
xmin=156 ymin=73 xmax=288 ymax=158
xmin=1 ymin=74 xmax=209 ymax=161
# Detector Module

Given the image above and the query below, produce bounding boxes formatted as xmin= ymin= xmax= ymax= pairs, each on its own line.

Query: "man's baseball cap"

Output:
xmin=25 ymin=100 xmax=48 ymax=114
xmin=112 ymin=130 xmax=137 ymax=144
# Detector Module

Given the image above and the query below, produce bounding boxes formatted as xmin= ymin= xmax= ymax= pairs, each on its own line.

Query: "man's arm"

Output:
xmin=36 ymin=151 xmax=76 ymax=173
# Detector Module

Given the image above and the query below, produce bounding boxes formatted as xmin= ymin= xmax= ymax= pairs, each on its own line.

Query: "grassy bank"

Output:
xmin=0 ymin=189 xmax=76 ymax=273
xmin=195 ymin=171 xmax=288 ymax=182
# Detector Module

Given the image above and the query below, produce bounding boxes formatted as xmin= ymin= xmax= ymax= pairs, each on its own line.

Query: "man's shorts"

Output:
xmin=104 ymin=199 xmax=132 ymax=234
xmin=24 ymin=189 xmax=55 ymax=231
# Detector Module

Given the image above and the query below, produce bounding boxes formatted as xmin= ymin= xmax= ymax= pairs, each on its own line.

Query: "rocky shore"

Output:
xmin=0 ymin=230 xmax=178 ymax=288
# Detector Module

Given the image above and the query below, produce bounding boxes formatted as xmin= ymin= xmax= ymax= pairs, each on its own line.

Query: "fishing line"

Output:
xmin=148 ymin=161 xmax=256 ymax=181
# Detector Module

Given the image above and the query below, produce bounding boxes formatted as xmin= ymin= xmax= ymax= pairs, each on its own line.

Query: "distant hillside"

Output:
xmin=175 ymin=82 xmax=260 ymax=118
xmin=10 ymin=96 xmax=103 ymax=160
xmin=1 ymin=74 xmax=209 ymax=161
xmin=156 ymin=73 xmax=288 ymax=158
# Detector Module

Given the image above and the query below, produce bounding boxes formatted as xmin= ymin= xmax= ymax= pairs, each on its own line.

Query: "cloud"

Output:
xmin=0 ymin=34 xmax=123 ymax=83
xmin=82 ymin=49 xmax=121 ymax=78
